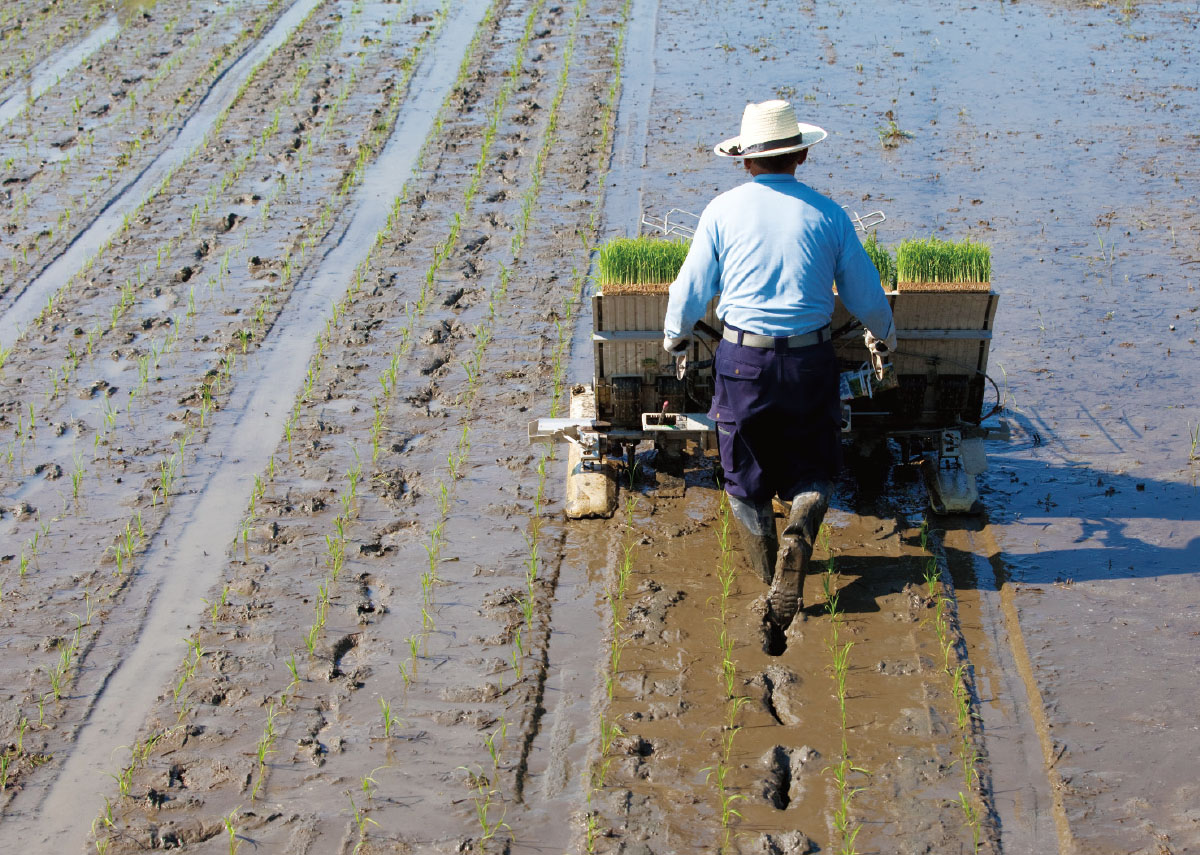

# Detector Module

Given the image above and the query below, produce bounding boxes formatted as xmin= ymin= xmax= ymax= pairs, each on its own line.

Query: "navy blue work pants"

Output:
xmin=706 ymin=337 xmax=842 ymax=502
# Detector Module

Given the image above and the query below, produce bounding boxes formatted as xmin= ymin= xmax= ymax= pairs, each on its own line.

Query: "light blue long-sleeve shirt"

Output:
xmin=663 ymin=174 xmax=894 ymax=341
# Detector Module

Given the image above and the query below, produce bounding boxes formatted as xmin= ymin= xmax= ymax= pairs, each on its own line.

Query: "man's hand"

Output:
xmin=863 ymin=323 xmax=897 ymax=384
xmin=663 ymin=335 xmax=690 ymax=381
xmin=863 ymin=323 xmax=897 ymax=355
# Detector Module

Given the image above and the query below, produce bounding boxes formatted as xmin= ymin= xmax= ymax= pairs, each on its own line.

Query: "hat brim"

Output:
xmin=714 ymin=123 xmax=828 ymax=159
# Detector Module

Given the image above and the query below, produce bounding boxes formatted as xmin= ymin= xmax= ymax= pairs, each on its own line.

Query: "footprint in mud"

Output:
xmin=323 ymin=632 xmax=360 ymax=681
xmin=419 ymin=352 xmax=449 ymax=376
xmin=371 ymin=467 xmax=411 ymax=505
xmin=754 ymin=830 xmax=816 ymax=855
xmin=216 ymin=212 xmax=241 ymax=233
xmin=758 ymin=598 xmax=812 ymax=656
xmin=749 ymin=665 xmax=804 ymax=726
xmin=759 ymin=745 xmax=820 ymax=811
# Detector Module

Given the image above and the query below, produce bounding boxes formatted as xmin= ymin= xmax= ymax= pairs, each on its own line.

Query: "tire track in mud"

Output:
xmin=0 ymin=0 xmax=108 ymax=92
xmin=1 ymin=1 xmax=498 ymax=850
xmin=943 ymin=520 xmax=1072 ymax=854
xmin=0 ymin=17 xmax=119 ymax=130
xmin=0 ymin=0 xmax=321 ymax=347
xmin=0 ymin=0 xmax=284 ymax=307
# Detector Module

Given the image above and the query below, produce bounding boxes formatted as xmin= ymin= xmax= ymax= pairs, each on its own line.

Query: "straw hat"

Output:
xmin=714 ymin=100 xmax=828 ymax=158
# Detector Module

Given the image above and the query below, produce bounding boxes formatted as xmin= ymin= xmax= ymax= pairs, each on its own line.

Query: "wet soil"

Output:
xmin=1 ymin=0 xmax=1198 ymax=853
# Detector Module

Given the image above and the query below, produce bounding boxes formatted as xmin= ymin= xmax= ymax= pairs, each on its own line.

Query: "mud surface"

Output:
xmin=1 ymin=0 xmax=1198 ymax=853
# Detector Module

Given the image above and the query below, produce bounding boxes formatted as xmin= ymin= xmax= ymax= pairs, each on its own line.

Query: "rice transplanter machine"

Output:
xmin=529 ymin=209 xmax=1009 ymax=517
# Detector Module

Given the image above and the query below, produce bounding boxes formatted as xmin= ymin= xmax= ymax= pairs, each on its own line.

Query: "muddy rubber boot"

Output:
xmin=727 ymin=494 xmax=777 ymax=585
xmin=766 ymin=485 xmax=831 ymax=630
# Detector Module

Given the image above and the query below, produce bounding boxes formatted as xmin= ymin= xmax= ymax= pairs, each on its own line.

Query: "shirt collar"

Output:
xmin=752 ymin=174 xmax=798 ymax=184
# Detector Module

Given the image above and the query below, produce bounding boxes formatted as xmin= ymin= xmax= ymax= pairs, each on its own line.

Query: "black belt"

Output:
xmin=722 ymin=324 xmax=831 ymax=349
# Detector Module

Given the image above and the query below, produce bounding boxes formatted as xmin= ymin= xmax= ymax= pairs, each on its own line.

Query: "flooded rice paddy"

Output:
xmin=0 ymin=0 xmax=1197 ymax=852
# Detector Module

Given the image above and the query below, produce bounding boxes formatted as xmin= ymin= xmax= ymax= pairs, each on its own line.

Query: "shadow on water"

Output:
xmin=978 ymin=407 xmax=1200 ymax=585
xmin=829 ymin=417 xmax=1200 ymax=610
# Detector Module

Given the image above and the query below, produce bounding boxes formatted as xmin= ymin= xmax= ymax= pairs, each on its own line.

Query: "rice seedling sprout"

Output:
xmin=596 ymin=237 xmax=690 ymax=287
xmin=896 ymin=235 xmax=991 ymax=285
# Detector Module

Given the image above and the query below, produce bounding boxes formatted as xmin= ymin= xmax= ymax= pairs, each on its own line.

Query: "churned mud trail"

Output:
xmin=551 ymin=0 xmax=1073 ymax=851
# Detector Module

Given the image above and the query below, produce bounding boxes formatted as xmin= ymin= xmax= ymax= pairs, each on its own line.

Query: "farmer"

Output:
xmin=663 ymin=100 xmax=895 ymax=632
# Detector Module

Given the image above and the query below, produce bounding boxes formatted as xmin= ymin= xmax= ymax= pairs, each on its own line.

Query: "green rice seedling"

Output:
xmin=110 ymin=762 xmax=134 ymax=798
xmin=484 ymin=725 xmax=504 ymax=770
xmin=896 ymin=236 xmax=991 ymax=285
xmin=347 ymin=451 xmax=362 ymax=491
xmin=701 ymin=761 xmax=745 ymax=848
xmin=370 ymin=408 xmax=385 ymax=462
xmin=223 ymin=808 xmax=241 ymax=855
xmin=286 ymin=653 xmax=301 ymax=690
xmin=510 ymin=643 xmax=524 ymax=683
xmin=407 ymin=634 xmax=421 ymax=673
xmin=596 ymin=236 xmax=690 ymax=287
xmin=347 ymin=793 xmax=379 ymax=853
xmin=315 ymin=583 xmax=330 ymax=624
xmin=360 ymin=766 xmax=385 ymax=802
xmin=862 ymin=232 xmax=897 ymax=289
xmin=878 ymin=119 xmax=915 ymax=149
xmin=325 ymin=534 xmax=345 ymax=579
xmin=91 ymin=796 xmax=116 ymax=836
xmin=379 ymin=697 xmax=403 ymax=738
xmin=521 ymin=588 xmax=537 ymax=633
xmin=462 ymin=771 xmax=509 ymax=845
xmin=70 ymin=454 xmax=84 ymax=500
xmin=825 ymin=754 xmax=869 ymax=854
xmin=598 ymin=717 xmax=623 ymax=758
